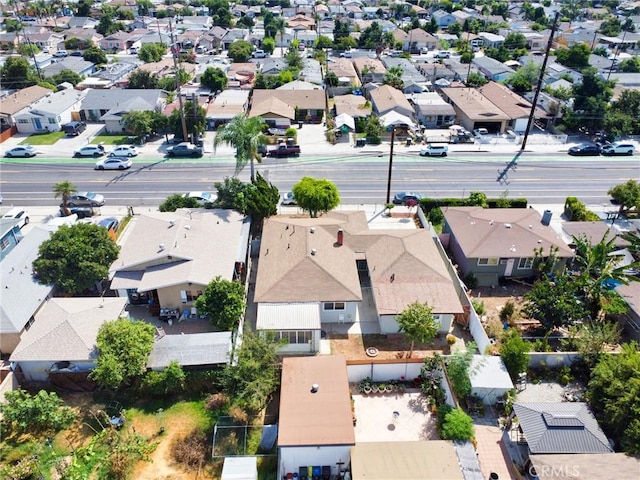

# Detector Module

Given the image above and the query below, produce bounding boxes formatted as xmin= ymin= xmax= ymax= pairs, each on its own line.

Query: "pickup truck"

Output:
xmin=266 ymin=143 xmax=301 ymax=157
xmin=166 ymin=142 xmax=203 ymax=158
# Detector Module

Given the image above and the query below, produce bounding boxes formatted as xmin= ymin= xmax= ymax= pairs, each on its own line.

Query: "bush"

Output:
xmin=172 ymin=429 xmax=208 ymax=471
xmin=184 ymin=369 xmax=224 ymax=394
xmin=229 ymin=405 xmax=249 ymax=424
xmin=0 ymin=390 xmax=75 ymax=437
xmin=427 ymin=206 xmax=444 ymax=226
xmin=500 ymin=301 xmax=516 ymax=323
xmin=500 ymin=328 xmax=529 ymax=379
xmin=205 ymin=393 xmax=229 ymax=411
xmin=140 ymin=361 xmax=186 ymax=397
xmin=472 ymin=299 xmax=486 ymax=316
xmin=440 ymin=408 xmax=475 ymax=441
xmin=446 ymin=334 xmax=457 ymax=345
xmin=463 ymin=273 xmax=478 ymax=289
xmin=159 ymin=193 xmax=199 ymax=212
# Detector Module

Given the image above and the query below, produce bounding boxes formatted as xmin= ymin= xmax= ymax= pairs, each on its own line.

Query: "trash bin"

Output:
xmin=356 ymin=138 xmax=366 ymax=147
xmin=298 ymin=121 xmax=303 ymax=129
xmin=406 ymin=138 xmax=412 ymax=146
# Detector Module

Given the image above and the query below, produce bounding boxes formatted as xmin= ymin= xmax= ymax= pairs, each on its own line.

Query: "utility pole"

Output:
xmin=520 ymin=12 xmax=560 ymax=152
xmin=168 ymin=16 xmax=188 ymax=141
xmin=385 ymin=127 xmax=395 ymax=204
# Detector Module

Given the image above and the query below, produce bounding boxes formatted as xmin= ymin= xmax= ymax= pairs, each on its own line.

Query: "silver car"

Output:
xmin=4 ymin=145 xmax=37 ymax=157
xmin=74 ymin=145 xmax=105 ymax=158
xmin=95 ymin=157 xmax=132 ymax=170
xmin=67 ymin=192 xmax=105 ymax=207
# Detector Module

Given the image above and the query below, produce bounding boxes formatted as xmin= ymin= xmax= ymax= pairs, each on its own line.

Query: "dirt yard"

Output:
xmin=469 ymin=284 xmax=533 ymax=338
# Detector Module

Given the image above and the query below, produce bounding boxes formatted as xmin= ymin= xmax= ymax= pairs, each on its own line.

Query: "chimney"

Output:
xmin=337 ymin=229 xmax=343 ymax=246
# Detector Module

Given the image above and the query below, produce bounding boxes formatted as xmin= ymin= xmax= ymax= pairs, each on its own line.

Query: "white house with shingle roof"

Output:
xmin=255 ymin=211 xmax=463 ymax=353
xmin=9 ymin=297 xmax=127 ymax=381
xmin=109 ymin=209 xmax=250 ymax=315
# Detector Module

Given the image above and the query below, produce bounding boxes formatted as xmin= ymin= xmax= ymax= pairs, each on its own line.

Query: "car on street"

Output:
xmin=473 ymin=128 xmax=489 ymax=137
xmin=74 ymin=145 xmax=105 ymax=158
xmin=281 ymin=192 xmax=297 ymax=205
xmin=340 ymin=49 xmax=353 ymax=58
xmin=420 ymin=144 xmax=448 ymax=157
xmin=97 ymin=217 xmax=119 ymax=234
xmin=393 ymin=191 xmax=423 ymax=205
xmin=4 ymin=145 xmax=37 ymax=158
xmin=183 ymin=191 xmax=217 ymax=205
xmin=434 ymin=50 xmax=451 ymax=59
xmin=252 ymin=49 xmax=268 ymax=58
xmin=600 ymin=142 xmax=635 ymax=156
xmin=66 ymin=192 xmax=105 ymax=207
xmin=568 ymin=143 xmax=601 ymax=156
xmin=52 ymin=50 xmax=68 ymax=58
xmin=108 ymin=146 xmax=138 ymax=157
xmin=166 ymin=142 xmax=203 ymax=157
xmin=60 ymin=206 xmax=95 ymax=218
xmin=2 ymin=208 xmax=29 ymax=228
xmin=69 ymin=51 xmax=83 ymax=57
xmin=95 ymin=157 xmax=132 ymax=170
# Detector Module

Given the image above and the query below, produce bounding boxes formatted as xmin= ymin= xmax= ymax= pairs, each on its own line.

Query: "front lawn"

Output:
xmin=19 ymin=131 xmax=65 ymax=145
xmin=90 ymin=134 xmax=132 ymax=146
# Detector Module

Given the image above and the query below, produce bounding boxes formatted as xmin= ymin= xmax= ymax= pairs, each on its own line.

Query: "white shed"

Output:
xmin=221 ymin=456 xmax=258 ymax=480
xmin=469 ymin=355 xmax=514 ymax=405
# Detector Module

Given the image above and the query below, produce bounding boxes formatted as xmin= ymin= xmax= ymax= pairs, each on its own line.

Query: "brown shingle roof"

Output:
xmin=561 ymin=221 xmax=629 ymax=248
xmin=334 ymin=94 xmax=370 ymax=117
xmin=440 ymin=87 xmax=510 ymax=122
xmin=478 ymin=81 xmax=543 ymax=120
xmin=369 ymin=84 xmax=413 ymax=115
xmin=352 ymin=57 xmax=387 ymax=76
xmin=248 ymin=97 xmax=295 ymax=119
xmin=443 ymin=207 xmax=574 ymax=259
xmin=250 ymin=89 xmax=325 ymax=111
xmin=278 ymin=355 xmax=355 ymax=447
xmin=0 ymin=85 xmax=52 ymax=116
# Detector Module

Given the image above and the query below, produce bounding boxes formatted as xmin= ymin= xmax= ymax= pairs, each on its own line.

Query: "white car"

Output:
xmin=601 ymin=142 xmax=635 ymax=156
xmin=4 ymin=145 xmax=37 ymax=157
xmin=74 ymin=145 xmax=105 ymax=158
xmin=282 ymin=192 xmax=297 ymax=205
xmin=183 ymin=191 xmax=217 ymax=205
xmin=52 ymin=50 xmax=68 ymax=58
xmin=95 ymin=157 xmax=133 ymax=170
xmin=108 ymin=146 xmax=138 ymax=157
xmin=473 ymin=128 xmax=489 ymax=137
xmin=434 ymin=50 xmax=451 ymax=59
xmin=420 ymin=144 xmax=448 ymax=157
xmin=2 ymin=208 xmax=29 ymax=228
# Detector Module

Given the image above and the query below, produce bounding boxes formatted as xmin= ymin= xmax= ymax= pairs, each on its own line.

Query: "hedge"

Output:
xmin=420 ymin=197 xmax=528 ymax=213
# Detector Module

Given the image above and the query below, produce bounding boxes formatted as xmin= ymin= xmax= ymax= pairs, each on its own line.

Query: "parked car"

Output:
xmin=95 ymin=157 xmax=132 ymax=170
xmin=434 ymin=51 xmax=451 ymax=59
xmin=281 ymin=192 xmax=297 ymax=205
xmin=66 ymin=192 xmax=105 ymax=207
xmin=568 ymin=143 xmax=601 ymax=156
xmin=266 ymin=143 xmax=301 ymax=157
xmin=63 ymin=121 xmax=86 ymax=136
xmin=166 ymin=142 xmax=203 ymax=158
xmin=2 ymin=208 xmax=29 ymax=228
xmin=60 ymin=206 xmax=95 ymax=218
xmin=473 ymin=128 xmax=489 ymax=137
xmin=69 ymin=51 xmax=83 ymax=57
xmin=393 ymin=191 xmax=422 ymax=205
xmin=168 ymin=134 xmax=203 ymax=146
xmin=97 ymin=217 xmax=119 ymax=234
xmin=420 ymin=144 xmax=448 ymax=157
xmin=74 ymin=145 xmax=105 ymax=157
xmin=183 ymin=191 xmax=217 ymax=205
xmin=52 ymin=50 xmax=68 ymax=58
xmin=340 ymin=49 xmax=353 ymax=58
xmin=600 ymin=142 xmax=635 ymax=156
xmin=4 ymin=145 xmax=37 ymax=157
xmin=252 ymin=49 xmax=268 ymax=58
xmin=108 ymin=146 xmax=138 ymax=157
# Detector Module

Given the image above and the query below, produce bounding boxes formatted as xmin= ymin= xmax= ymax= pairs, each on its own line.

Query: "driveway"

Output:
xmin=473 ymin=412 xmax=517 ymax=480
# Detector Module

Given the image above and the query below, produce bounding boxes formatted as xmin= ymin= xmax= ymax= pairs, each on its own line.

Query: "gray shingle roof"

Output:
xmin=513 ymin=402 xmax=613 ymax=454
xmin=81 ymin=88 xmax=164 ymax=111
xmin=147 ymin=332 xmax=232 ymax=369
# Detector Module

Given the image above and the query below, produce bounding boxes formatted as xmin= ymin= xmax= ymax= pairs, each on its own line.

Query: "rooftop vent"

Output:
xmin=158 ymin=243 xmax=165 ymax=252
xmin=310 ymin=248 xmax=317 ymax=256
xmin=168 ymin=220 xmax=175 ymax=228
xmin=310 ymin=227 xmax=315 ymax=234
xmin=505 ymin=223 xmax=512 ymax=228
xmin=311 ymin=384 xmax=319 ymax=394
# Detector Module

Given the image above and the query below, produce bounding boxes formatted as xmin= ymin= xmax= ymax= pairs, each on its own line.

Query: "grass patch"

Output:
xmin=20 ymin=131 xmax=65 ymax=145
xmin=91 ymin=134 xmax=131 ymax=146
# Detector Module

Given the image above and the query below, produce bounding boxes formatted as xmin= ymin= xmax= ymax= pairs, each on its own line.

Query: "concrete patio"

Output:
xmin=353 ymin=391 xmax=439 ymax=442
xmin=125 ymin=304 xmax=215 ymax=335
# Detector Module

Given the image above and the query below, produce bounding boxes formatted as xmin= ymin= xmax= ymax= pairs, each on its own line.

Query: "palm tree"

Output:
xmin=213 ymin=114 xmax=266 ymax=182
xmin=273 ymin=17 xmax=286 ymax=57
xmin=54 ymin=180 xmax=77 ymax=216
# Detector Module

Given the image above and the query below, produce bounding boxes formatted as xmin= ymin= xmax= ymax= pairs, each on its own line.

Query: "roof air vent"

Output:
xmin=311 ymin=384 xmax=319 ymax=393
xmin=158 ymin=243 xmax=165 ymax=251
xmin=310 ymin=227 xmax=315 ymax=233
xmin=505 ymin=223 xmax=512 ymax=228
xmin=310 ymin=248 xmax=317 ymax=255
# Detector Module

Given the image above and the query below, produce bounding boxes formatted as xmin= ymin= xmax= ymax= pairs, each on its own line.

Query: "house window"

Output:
xmin=18 ymin=119 xmax=29 ymax=124
xmin=0 ymin=237 xmax=10 ymax=250
xmin=24 ymin=316 xmax=36 ymax=331
xmin=323 ymin=302 xmax=345 ymax=311
xmin=278 ymin=330 xmax=312 ymax=344
xmin=180 ymin=290 xmax=203 ymax=302
xmin=48 ymin=117 xmax=56 ymax=124
xmin=518 ymin=258 xmax=534 ymax=269
xmin=477 ymin=258 xmax=499 ymax=266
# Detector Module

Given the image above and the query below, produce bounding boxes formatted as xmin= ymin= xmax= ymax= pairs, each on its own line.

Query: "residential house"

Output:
xmin=276 ymin=80 xmax=322 ymax=91
xmin=478 ymin=32 xmax=505 ymax=49
xmin=327 ymin=58 xmax=361 ymax=87
xmin=410 ymin=4 xmax=429 ymax=19
xmin=63 ymin=28 xmax=104 ymax=49
xmin=260 ymin=58 xmax=289 ymax=76
xmin=369 ymin=84 xmax=414 ymax=119
xmin=278 ymin=355 xmax=355 ymax=477
xmin=522 ymin=32 xmax=548 ymax=51
xmin=432 ymin=9 xmax=458 ymax=28
xmin=200 ymin=26 xmax=228 ymax=52
xmin=13 ymin=88 xmax=88 ymax=134
xmin=560 ymin=221 xmax=629 ymax=249
xmin=109 ymin=209 xmax=250 ymax=313
xmin=452 ymin=10 xmax=474 ymax=24
xmin=138 ymin=31 xmax=172 ymax=47
xmin=206 ymin=89 xmax=250 ymax=129
xmin=415 ymin=61 xmax=457 ymax=84
xmin=27 ymin=32 xmax=65 ymax=52
xmin=0 ymin=32 xmax=19 ymax=50
xmin=42 ymin=57 xmax=96 ymax=79
xmin=409 ymin=92 xmax=456 ymax=128
xmin=77 ymin=62 xmax=139 ymax=89
xmin=529 ymin=454 xmax=640 ymax=480
xmin=350 ymin=442 xmax=464 ymax=480
xmin=287 ymin=13 xmax=316 ymax=30
xmin=100 ymin=31 xmax=135 ymax=52
xmin=472 ymin=55 xmax=515 ymax=82
xmin=0 ymin=217 xmax=24 ymax=261
xmin=344 ymin=4 xmax=364 ymax=19
xmin=100 ymin=96 xmax=166 ymax=133
xmin=299 ymin=58 xmax=323 ymax=85
xmin=297 ymin=30 xmax=319 ymax=48
xmin=441 ymin=207 xmax=574 ymax=287
xmin=478 ymin=81 xmax=543 ymax=133
xmin=220 ymin=29 xmax=250 ymax=50
xmin=248 ymin=97 xmax=295 ymax=129
xmin=382 ymin=58 xmax=427 ymax=85
xmin=333 ymin=94 xmax=371 ymax=120
xmin=250 ymin=89 xmax=325 ymax=123
xmin=66 ymin=16 xmax=99 ymax=30
xmin=440 ymin=87 xmax=509 ymax=133
xmin=0 ymin=226 xmax=55 ymax=354
xmin=439 ymin=59 xmax=480 ymax=84
xmin=226 ymin=62 xmax=257 ymax=90
xmin=255 ymin=211 xmax=463 ymax=353
xmin=80 ymin=88 xmax=166 ymax=123
xmin=0 ymin=85 xmax=52 ymax=131
xmin=128 ymin=58 xmax=196 ymax=84
xmin=353 ymin=57 xmax=387 ymax=84
xmin=9 ymin=297 xmax=127 ymax=382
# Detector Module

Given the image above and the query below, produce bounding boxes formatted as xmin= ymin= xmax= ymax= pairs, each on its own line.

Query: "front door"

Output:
xmin=504 ymin=258 xmax=515 ymax=277
xmin=33 ymin=118 xmax=42 ymax=130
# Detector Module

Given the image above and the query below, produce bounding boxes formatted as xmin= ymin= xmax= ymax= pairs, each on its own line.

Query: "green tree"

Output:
xmin=564 ymin=67 xmax=614 ymax=133
xmin=316 ymin=35 xmax=333 ymax=49
xmin=291 ymin=176 xmax=340 ymax=218
xmin=599 ymin=17 xmax=622 ymax=36
xmin=333 ymin=17 xmax=351 ymax=41
xmin=204 ymin=0 xmax=232 ymax=27
xmin=359 ymin=22 xmax=390 ymax=50
xmin=194 ymin=276 xmax=245 ymax=330
xmin=17 ymin=43 xmax=40 ymax=56
xmin=169 ymin=100 xmax=206 ymax=138
xmin=138 ymin=43 xmax=166 ymax=63
xmin=236 ymin=15 xmax=254 ymax=29
xmin=605 ymin=89 xmax=640 ymax=136
xmin=91 ymin=318 xmax=156 ymax=390
xmin=127 ymin=69 xmax=159 ymax=89
xmin=245 ymin=171 xmax=279 ymax=221
xmin=272 ymin=16 xmax=287 ymax=56
xmin=213 ymin=113 xmax=266 ymax=181
xmin=222 ymin=330 xmax=283 ymax=412
xmin=0 ymin=390 xmax=75 ymax=437
xmin=504 ymin=32 xmax=527 ymax=50
xmin=383 ymin=66 xmax=404 ymax=89
xmin=500 ymin=328 xmax=530 ymax=379
xmin=522 ymin=276 xmax=587 ymax=332
xmin=566 ymin=320 xmax=621 ymax=368
xmin=122 ymin=110 xmax=153 ymax=138
xmin=140 ymin=361 xmax=186 ymax=397
xmin=608 ymin=179 xmax=640 ymax=214
xmin=336 ymin=36 xmax=357 ymax=51
xmin=33 ymin=223 xmax=120 ymax=294
xmin=506 ymin=60 xmax=540 ymax=92
xmin=555 ymin=43 xmax=591 ymax=68
xmin=200 ymin=66 xmax=228 ymax=91
xmin=466 ymin=71 xmax=488 ymax=87
xmin=1 ymin=56 xmax=37 ymax=89
xmin=159 ymin=193 xmax=199 ymax=212
xmin=82 ymin=46 xmax=107 ymax=65
xmin=158 ymin=68 xmax=190 ymax=91
xmin=440 ymin=408 xmax=475 ymax=441
xmin=215 ymin=177 xmax=249 ymax=211
xmin=4 ymin=18 xmax=23 ymax=32
xmin=285 ymin=47 xmax=304 ymax=70
xmin=619 ymin=57 xmax=640 ymax=73
xmin=262 ymin=36 xmax=276 ymax=54
xmin=587 ymin=342 xmax=640 ymax=453
xmin=54 ymin=180 xmax=77 ymax=216
xmin=325 ymin=71 xmax=339 ymax=87
xmin=96 ymin=11 xmax=125 ymax=36
xmin=364 ymin=115 xmax=383 ymax=144
xmin=445 ymin=343 xmax=475 ymax=400
xmin=228 ymin=40 xmax=253 ymax=63
xmin=76 ymin=0 xmax=92 ymax=16
xmin=48 ymin=69 xmax=83 ymax=86
xmin=396 ymin=301 xmax=439 ymax=358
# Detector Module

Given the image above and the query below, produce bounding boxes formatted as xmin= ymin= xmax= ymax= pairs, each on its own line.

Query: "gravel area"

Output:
xmin=515 ymin=381 xmax=566 ymax=403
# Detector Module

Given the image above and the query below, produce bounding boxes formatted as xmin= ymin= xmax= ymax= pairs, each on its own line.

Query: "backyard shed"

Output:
xmin=221 ymin=456 xmax=258 ymax=480
xmin=469 ymin=355 xmax=514 ymax=405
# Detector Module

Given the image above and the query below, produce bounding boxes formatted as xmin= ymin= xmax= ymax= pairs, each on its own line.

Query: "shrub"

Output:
xmin=140 ymin=361 xmax=186 ymax=397
xmin=463 ymin=273 xmax=478 ymax=289
xmin=446 ymin=334 xmax=457 ymax=345
xmin=229 ymin=405 xmax=249 ymax=424
xmin=184 ymin=369 xmax=223 ymax=394
xmin=0 ymin=390 xmax=75 ymax=437
xmin=440 ymin=408 xmax=475 ymax=441
xmin=172 ymin=429 xmax=208 ymax=470
xmin=427 ymin=206 xmax=444 ymax=226
xmin=500 ymin=301 xmax=516 ymax=323
xmin=205 ymin=393 xmax=229 ymax=411
xmin=472 ymin=299 xmax=486 ymax=315
xmin=500 ymin=329 xmax=530 ymax=379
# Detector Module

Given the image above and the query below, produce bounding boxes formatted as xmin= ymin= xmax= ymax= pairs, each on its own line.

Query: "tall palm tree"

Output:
xmin=273 ymin=17 xmax=286 ymax=57
xmin=54 ymin=180 xmax=77 ymax=216
xmin=213 ymin=114 xmax=266 ymax=182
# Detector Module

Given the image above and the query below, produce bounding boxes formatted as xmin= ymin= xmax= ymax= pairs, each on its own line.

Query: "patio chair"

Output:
xmin=190 ymin=307 xmax=197 ymax=318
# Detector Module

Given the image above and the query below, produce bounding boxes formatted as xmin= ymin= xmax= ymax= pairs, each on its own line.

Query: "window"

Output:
xmin=1 ymin=237 xmax=10 ymax=251
xmin=323 ymin=302 xmax=345 ymax=311
xmin=48 ymin=117 xmax=56 ymax=124
xmin=278 ymin=330 xmax=312 ymax=344
xmin=477 ymin=258 xmax=499 ymax=266
xmin=180 ymin=290 xmax=203 ymax=302
xmin=518 ymin=258 xmax=534 ymax=269
xmin=18 ymin=119 xmax=29 ymax=124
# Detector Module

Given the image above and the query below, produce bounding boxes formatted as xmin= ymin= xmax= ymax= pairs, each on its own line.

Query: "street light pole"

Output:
xmin=386 ymin=127 xmax=395 ymax=204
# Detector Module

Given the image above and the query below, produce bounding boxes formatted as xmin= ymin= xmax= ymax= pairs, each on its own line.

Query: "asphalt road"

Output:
xmin=0 ymin=153 xmax=636 ymax=207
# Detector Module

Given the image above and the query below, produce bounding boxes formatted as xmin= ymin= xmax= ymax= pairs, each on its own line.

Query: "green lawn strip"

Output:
xmin=91 ymin=135 xmax=131 ymax=146
xmin=19 ymin=131 xmax=66 ymax=145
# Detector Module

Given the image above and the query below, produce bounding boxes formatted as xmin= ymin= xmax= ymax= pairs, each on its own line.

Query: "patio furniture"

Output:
xmin=159 ymin=307 xmax=180 ymax=322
